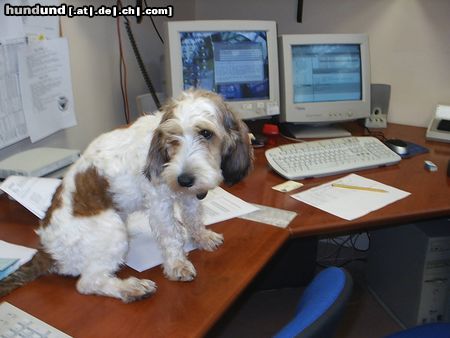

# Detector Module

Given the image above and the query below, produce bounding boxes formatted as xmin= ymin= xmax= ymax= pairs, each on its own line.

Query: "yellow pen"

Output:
xmin=331 ymin=183 xmax=388 ymax=193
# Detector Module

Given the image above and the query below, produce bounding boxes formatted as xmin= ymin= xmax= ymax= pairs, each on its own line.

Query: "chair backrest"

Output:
xmin=274 ymin=266 xmax=353 ymax=338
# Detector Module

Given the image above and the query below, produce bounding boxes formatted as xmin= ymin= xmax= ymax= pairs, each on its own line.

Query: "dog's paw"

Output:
xmin=194 ymin=229 xmax=224 ymax=251
xmin=120 ymin=277 xmax=157 ymax=303
xmin=164 ymin=259 xmax=197 ymax=282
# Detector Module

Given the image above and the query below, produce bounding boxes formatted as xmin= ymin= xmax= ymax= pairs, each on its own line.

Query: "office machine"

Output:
xmin=0 ymin=147 xmax=79 ymax=178
xmin=165 ymin=20 xmax=280 ymax=120
xmin=278 ymin=34 xmax=371 ymax=138
xmin=426 ymin=104 xmax=450 ymax=143
xmin=368 ymin=219 xmax=450 ymax=328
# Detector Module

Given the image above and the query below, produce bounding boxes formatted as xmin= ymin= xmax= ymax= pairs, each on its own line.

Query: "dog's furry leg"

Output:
xmin=149 ymin=192 xmax=196 ymax=281
xmin=76 ymin=273 xmax=156 ymax=303
xmin=179 ymin=194 xmax=224 ymax=251
xmin=0 ymin=250 xmax=54 ymax=297
xmin=70 ymin=211 xmax=157 ymax=303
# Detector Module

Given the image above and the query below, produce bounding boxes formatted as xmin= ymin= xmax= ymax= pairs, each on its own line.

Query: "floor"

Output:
xmin=208 ymin=239 xmax=403 ymax=338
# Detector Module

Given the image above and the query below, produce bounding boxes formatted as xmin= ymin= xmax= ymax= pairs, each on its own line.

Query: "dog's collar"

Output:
xmin=196 ymin=192 xmax=208 ymax=200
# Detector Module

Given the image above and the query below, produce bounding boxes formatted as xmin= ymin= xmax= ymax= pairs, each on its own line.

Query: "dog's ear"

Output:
xmin=220 ymin=105 xmax=254 ymax=185
xmin=143 ymin=128 xmax=169 ymax=181
xmin=143 ymin=102 xmax=176 ymax=181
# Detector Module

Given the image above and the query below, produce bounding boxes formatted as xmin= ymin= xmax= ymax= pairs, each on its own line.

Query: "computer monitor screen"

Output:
xmin=180 ymin=31 xmax=269 ymax=101
xmin=293 ymin=44 xmax=362 ymax=103
xmin=279 ymin=34 xmax=371 ymax=138
xmin=166 ymin=21 xmax=280 ymax=120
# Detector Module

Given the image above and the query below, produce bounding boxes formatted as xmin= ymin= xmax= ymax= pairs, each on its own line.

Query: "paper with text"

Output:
xmin=0 ymin=175 xmax=61 ymax=218
xmin=21 ymin=0 xmax=60 ymax=40
xmin=0 ymin=0 xmax=26 ymax=41
xmin=291 ymin=174 xmax=411 ymax=221
xmin=19 ymin=37 xmax=77 ymax=142
xmin=0 ymin=40 xmax=29 ymax=149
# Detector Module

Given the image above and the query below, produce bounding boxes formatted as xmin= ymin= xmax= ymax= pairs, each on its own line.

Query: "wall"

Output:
xmin=0 ymin=0 xmax=195 ymax=161
xmin=195 ymin=0 xmax=450 ymax=127
xmin=2 ymin=0 xmax=448 ymax=161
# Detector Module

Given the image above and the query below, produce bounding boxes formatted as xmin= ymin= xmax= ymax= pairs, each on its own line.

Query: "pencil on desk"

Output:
xmin=331 ymin=183 xmax=388 ymax=193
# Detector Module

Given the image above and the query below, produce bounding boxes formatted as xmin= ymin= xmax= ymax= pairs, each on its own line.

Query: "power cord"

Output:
xmin=316 ymin=232 xmax=370 ymax=268
xmin=123 ymin=19 xmax=161 ymax=110
xmin=144 ymin=0 xmax=164 ymax=44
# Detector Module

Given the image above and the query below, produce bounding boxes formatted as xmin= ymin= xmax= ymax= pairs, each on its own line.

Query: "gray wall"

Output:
xmin=196 ymin=0 xmax=450 ymax=127
xmin=2 ymin=0 xmax=449 ymax=160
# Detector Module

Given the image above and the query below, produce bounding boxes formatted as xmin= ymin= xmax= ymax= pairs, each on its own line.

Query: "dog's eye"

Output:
xmin=199 ymin=129 xmax=213 ymax=140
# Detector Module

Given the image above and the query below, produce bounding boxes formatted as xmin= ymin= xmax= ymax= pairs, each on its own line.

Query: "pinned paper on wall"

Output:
xmin=19 ymin=38 xmax=77 ymax=142
xmin=0 ymin=0 xmax=75 ymax=149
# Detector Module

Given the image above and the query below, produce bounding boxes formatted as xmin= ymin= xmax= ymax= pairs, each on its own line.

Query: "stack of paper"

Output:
xmin=0 ymin=241 xmax=37 ymax=280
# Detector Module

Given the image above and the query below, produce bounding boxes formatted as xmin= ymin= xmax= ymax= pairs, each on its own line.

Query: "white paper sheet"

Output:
xmin=0 ymin=175 xmax=61 ymax=218
xmin=21 ymin=0 xmax=60 ymax=40
xmin=0 ymin=40 xmax=29 ymax=149
xmin=0 ymin=0 xmax=25 ymax=41
xmin=291 ymin=174 xmax=411 ymax=221
xmin=0 ymin=240 xmax=37 ymax=279
xmin=19 ymin=37 xmax=77 ymax=142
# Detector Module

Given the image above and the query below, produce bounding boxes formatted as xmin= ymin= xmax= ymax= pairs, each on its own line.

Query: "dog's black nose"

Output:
xmin=178 ymin=173 xmax=195 ymax=187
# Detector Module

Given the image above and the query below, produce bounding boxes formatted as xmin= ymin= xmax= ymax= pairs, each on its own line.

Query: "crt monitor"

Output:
xmin=278 ymin=34 xmax=371 ymax=138
xmin=165 ymin=20 xmax=280 ymax=120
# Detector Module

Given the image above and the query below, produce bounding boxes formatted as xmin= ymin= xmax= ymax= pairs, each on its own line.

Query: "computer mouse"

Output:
xmin=384 ymin=139 xmax=408 ymax=155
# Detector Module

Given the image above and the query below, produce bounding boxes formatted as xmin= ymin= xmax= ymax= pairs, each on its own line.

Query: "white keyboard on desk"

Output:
xmin=265 ymin=136 xmax=401 ymax=180
xmin=0 ymin=302 xmax=71 ymax=338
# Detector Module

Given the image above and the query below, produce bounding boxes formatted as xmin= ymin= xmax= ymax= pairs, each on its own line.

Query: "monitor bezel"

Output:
xmin=279 ymin=34 xmax=371 ymax=124
xmin=165 ymin=20 xmax=280 ymax=120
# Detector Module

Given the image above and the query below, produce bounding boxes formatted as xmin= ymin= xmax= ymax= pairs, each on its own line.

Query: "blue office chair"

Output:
xmin=274 ymin=266 xmax=353 ymax=338
xmin=384 ymin=323 xmax=450 ymax=338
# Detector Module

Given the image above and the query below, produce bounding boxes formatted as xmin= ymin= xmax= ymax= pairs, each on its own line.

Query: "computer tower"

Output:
xmin=367 ymin=218 xmax=450 ymax=328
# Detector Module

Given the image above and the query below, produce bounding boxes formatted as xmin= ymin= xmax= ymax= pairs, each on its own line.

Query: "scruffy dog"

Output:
xmin=0 ymin=90 xmax=253 ymax=302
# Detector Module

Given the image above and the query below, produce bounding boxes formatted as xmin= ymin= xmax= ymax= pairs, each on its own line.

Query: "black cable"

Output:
xmin=124 ymin=20 xmax=162 ymax=110
xmin=364 ymin=127 xmax=387 ymax=141
xmin=144 ymin=0 xmax=164 ymax=44
xmin=316 ymin=233 xmax=370 ymax=268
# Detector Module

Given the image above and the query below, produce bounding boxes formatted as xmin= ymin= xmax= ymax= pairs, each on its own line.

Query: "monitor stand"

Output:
xmin=284 ymin=123 xmax=351 ymax=139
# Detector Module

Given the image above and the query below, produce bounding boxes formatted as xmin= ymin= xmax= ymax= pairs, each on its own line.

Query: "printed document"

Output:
xmin=19 ymin=37 xmax=77 ymax=142
xmin=0 ymin=175 xmax=61 ymax=218
xmin=291 ymin=174 xmax=411 ymax=221
xmin=0 ymin=40 xmax=29 ymax=149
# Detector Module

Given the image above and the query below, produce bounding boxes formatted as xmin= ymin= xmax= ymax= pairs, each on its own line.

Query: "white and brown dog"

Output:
xmin=0 ymin=90 xmax=253 ymax=302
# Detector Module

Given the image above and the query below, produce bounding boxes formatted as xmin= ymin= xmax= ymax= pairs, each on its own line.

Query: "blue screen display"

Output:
xmin=179 ymin=31 xmax=269 ymax=101
xmin=292 ymin=44 xmax=362 ymax=103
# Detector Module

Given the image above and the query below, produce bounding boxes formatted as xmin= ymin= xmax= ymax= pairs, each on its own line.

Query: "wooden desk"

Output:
xmin=229 ymin=123 xmax=450 ymax=236
xmin=0 ymin=196 xmax=288 ymax=337
xmin=1 ymin=123 xmax=449 ymax=337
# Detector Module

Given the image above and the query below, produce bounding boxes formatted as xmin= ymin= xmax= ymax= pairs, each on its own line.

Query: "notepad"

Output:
xmin=0 ymin=258 xmax=18 ymax=272
xmin=0 ymin=241 xmax=37 ymax=280
xmin=291 ymin=174 xmax=411 ymax=221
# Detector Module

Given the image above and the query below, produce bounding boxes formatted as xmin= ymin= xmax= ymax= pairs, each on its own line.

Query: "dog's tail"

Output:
xmin=0 ymin=249 xmax=55 ymax=297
